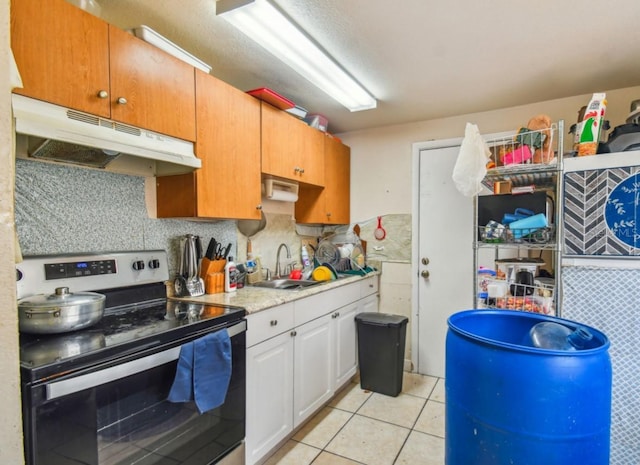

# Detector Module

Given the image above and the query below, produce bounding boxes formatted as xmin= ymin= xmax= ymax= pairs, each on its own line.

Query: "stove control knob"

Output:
xmin=148 ymin=259 xmax=161 ymax=269
xmin=132 ymin=260 xmax=145 ymax=271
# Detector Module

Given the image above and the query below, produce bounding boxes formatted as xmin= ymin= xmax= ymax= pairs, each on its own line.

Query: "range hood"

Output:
xmin=12 ymin=94 xmax=201 ymax=176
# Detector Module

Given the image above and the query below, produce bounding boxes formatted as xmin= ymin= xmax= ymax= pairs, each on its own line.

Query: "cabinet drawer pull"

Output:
xmin=116 ymin=97 xmax=128 ymax=105
xmin=97 ymin=90 xmax=108 ymax=99
xmin=270 ymin=320 xmax=278 ymax=326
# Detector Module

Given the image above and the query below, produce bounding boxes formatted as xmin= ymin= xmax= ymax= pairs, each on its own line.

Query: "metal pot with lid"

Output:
xmin=18 ymin=286 xmax=106 ymax=334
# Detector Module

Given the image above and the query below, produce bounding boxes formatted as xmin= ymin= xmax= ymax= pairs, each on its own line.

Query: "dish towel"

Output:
xmin=168 ymin=329 xmax=232 ymax=414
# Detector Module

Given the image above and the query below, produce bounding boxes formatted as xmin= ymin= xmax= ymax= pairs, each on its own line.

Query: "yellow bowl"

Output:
xmin=312 ymin=266 xmax=333 ymax=282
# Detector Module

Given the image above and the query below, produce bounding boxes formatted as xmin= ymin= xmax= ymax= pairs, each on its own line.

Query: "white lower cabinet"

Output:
xmin=333 ymin=302 xmax=359 ymax=389
xmin=360 ymin=293 xmax=378 ymax=314
xmin=293 ymin=313 xmax=334 ymax=427
xmin=246 ymin=331 xmax=294 ymax=465
xmin=245 ymin=277 xmax=380 ymax=465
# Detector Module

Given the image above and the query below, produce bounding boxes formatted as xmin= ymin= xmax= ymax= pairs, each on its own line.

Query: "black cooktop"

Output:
xmin=20 ymin=298 xmax=246 ymax=383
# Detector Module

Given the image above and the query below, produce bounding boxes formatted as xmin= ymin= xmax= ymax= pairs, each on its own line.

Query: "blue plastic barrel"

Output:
xmin=446 ymin=310 xmax=611 ymax=465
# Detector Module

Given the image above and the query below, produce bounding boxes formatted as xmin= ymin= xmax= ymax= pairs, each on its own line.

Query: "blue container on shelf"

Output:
xmin=508 ymin=212 xmax=548 ymax=239
xmin=445 ymin=310 xmax=611 ymax=465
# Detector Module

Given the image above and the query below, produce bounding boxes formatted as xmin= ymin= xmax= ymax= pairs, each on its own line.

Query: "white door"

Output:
xmin=293 ymin=313 xmax=333 ymax=427
xmin=413 ymin=140 xmax=474 ymax=378
xmin=245 ymin=332 xmax=294 ymax=465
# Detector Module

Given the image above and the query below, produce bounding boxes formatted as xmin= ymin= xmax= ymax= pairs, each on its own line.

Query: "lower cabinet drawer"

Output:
xmin=360 ymin=275 xmax=379 ymax=297
xmin=246 ymin=302 xmax=295 ymax=347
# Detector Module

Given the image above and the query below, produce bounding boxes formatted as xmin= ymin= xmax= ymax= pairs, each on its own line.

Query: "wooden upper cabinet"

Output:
xmin=108 ymin=26 xmax=196 ymax=142
xmin=261 ymin=103 xmax=324 ymax=186
xmin=324 ymin=136 xmax=351 ymax=224
xmin=295 ymin=136 xmax=350 ymax=225
xmin=11 ymin=0 xmax=196 ymax=142
xmin=11 ymin=0 xmax=111 ymax=117
xmin=156 ymin=72 xmax=262 ymax=220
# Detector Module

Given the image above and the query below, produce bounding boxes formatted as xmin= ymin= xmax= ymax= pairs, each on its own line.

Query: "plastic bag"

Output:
xmin=452 ymin=123 xmax=491 ymax=197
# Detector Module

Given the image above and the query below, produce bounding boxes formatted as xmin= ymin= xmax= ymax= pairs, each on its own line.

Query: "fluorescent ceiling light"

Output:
xmin=217 ymin=0 xmax=377 ymax=112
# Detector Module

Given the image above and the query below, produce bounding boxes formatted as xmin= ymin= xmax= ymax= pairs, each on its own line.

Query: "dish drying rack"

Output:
xmin=314 ymin=236 xmax=373 ymax=276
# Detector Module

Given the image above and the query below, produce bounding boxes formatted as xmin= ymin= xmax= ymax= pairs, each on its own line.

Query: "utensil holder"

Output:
xmin=205 ymin=272 xmax=225 ymax=294
xmin=246 ymin=270 xmax=262 ymax=284
xmin=202 ymin=259 xmax=226 ymax=294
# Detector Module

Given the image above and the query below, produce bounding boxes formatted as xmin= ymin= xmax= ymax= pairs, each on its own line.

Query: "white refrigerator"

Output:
xmin=562 ymin=150 xmax=640 ymax=464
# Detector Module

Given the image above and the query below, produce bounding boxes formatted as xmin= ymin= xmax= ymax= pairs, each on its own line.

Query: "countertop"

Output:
xmin=171 ymin=271 xmax=380 ymax=315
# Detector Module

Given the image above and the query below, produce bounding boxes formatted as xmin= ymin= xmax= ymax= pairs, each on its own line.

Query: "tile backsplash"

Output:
xmin=14 ymin=159 xmax=236 ymax=275
xmin=14 ymin=159 xmax=412 ymax=280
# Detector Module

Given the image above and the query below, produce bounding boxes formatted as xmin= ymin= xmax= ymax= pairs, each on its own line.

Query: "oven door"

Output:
xmin=23 ymin=320 xmax=246 ymax=465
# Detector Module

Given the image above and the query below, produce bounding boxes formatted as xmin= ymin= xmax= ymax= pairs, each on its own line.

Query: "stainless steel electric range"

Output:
xmin=17 ymin=250 xmax=246 ymax=465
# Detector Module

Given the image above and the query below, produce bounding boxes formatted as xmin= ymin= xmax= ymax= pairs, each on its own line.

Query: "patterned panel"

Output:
xmin=563 ymin=166 xmax=640 ymax=256
xmin=563 ymin=267 xmax=640 ymax=464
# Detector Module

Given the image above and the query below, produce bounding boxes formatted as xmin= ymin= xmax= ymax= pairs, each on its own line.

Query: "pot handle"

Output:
xmin=24 ymin=308 xmax=61 ymax=318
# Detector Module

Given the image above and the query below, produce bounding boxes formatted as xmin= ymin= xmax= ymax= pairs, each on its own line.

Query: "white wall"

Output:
xmin=0 ymin=2 xmax=25 ymax=462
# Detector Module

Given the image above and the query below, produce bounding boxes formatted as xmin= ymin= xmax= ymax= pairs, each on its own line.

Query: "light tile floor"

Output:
xmin=264 ymin=373 xmax=445 ymax=465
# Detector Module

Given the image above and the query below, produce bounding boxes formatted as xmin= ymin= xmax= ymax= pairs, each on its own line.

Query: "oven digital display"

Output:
xmin=44 ymin=259 xmax=117 ymax=280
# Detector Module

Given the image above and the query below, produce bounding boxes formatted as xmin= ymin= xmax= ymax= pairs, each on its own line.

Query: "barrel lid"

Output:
xmin=356 ymin=312 xmax=408 ymax=327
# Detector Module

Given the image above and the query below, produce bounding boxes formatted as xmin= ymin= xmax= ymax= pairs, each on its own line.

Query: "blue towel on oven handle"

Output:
xmin=167 ymin=329 xmax=232 ymax=414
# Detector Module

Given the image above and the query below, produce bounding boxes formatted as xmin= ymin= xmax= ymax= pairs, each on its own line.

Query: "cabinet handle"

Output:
xmin=369 ymin=284 xmax=374 ymax=288
xmin=332 ymin=312 xmax=340 ymax=318
xmin=290 ymin=330 xmax=297 ymax=337
xmin=97 ymin=90 xmax=108 ymax=99
xmin=270 ymin=320 xmax=278 ymax=326
xmin=294 ymin=166 xmax=301 ymax=173
xmin=326 ymin=212 xmax=332 ymax=217
xmin=299 ymin=167 xmax=305 ymax=174
xmin=256 ymin=205 xmax=263 ymax=210
xmin=116 ymin=97 xmax=128 ymax=105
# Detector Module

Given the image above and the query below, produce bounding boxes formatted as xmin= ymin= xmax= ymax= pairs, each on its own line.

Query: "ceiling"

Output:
xmin=98 ymin=0 xmax=640 ymax=134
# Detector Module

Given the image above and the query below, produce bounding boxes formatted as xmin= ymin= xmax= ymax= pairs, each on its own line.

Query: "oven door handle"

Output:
xmin=45 ymin=320 xmax=246 ymax=400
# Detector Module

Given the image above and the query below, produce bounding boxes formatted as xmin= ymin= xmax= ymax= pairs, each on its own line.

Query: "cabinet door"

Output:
xmin=108 ymin=25 xmax=196 ymax=141
xmin=359 ymin=293 xmax=379 ymax=314
xmin=297 ymin=123 xmax=325 ymax=186
xmin=333 ymin=302 xmax=359 ymax=389
xmin=246 ymin=332 xmax=294 ymax=465
xmin=324 ymin=136 xmax=351 ymax=224
xmin=156 ymin=72 xmax=262 ymax=219
xmin=293 ymin=314 xmax=333 ymax=428
xmin=261 ymin=103 xmax=324 ymax=186
xmin=11 ymin=0 xmax=111 ymax=118
xmin=295 ymin=136 xmax=350 ymax=224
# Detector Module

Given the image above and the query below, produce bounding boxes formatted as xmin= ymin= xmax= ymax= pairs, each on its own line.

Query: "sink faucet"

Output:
xmin=275 ymin=243 xmax=291 ymax=278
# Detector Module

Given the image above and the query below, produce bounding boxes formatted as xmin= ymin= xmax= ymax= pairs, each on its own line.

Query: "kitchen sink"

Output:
xmin=250 ymin=279 xmax=326 ymax=290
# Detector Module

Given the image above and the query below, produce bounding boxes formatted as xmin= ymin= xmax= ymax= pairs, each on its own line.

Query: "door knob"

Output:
xmin=421 ymin=270 xmax=430 ymax=279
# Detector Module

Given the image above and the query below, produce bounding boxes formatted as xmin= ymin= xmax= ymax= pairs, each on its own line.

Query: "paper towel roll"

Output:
xmin=267 ymin=190 xmax=298 ymax=202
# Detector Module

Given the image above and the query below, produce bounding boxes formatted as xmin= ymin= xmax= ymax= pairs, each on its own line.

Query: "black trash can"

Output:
xmin=355 ymin=312 xmax=408 ymax=397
